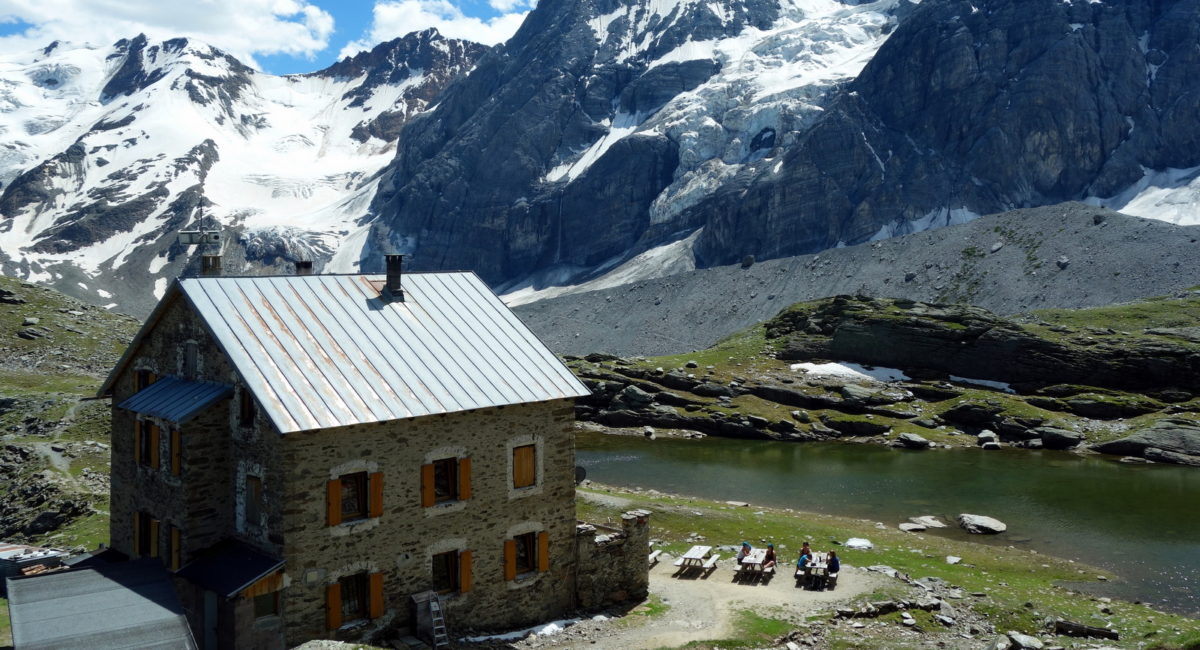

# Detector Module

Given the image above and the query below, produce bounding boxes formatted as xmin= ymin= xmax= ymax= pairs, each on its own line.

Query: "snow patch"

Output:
xmin=153 ymin=277 xmax=167 ymax=300
xmin=461 ymin=618 xmax=581 ymax=643
xmin=868 ymin=207 xmax=980 ymax=242
xmin=789 ymin=361 xmax=909 ymax=382
xmin=1085 ymin=166 xmax=1200 ymax=226
xmin=948 ymin=375 xmax=1014 ymax=393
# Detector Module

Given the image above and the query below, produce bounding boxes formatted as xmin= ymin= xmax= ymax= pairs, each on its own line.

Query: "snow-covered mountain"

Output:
xmin=370 ymin=0 xmax=1200 ymax=297
xmin=0 ymin=31 xmax=485 ymax=314
xmin=3 ymin=0 xmax=1200 ymax=317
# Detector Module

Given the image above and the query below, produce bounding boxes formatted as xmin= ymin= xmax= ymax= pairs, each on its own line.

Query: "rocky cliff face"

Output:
xmin=368 ymin=0 xmax=1200 ymax=289
xmin=0 ymin=31 xmax=483 ymax=315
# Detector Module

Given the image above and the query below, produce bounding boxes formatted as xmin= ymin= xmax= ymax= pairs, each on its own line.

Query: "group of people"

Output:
xmin=732 ymin=541 xmax=840 ymax=574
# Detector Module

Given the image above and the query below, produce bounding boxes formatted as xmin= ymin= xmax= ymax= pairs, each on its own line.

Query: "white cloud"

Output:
xmin=337 ymin=0 xmax=529 ymax=60
xmin=0 ymin=0 xmax=335 ymax=68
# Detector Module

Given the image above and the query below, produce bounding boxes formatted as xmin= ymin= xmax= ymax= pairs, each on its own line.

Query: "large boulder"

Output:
xmin=909 ymin=515 xmax=948 ymax=528
xmin=957 ymin=514 xmax=1007 ymax=534
xmin=898 ymin=432 xmax=933 ymax=449
xmin=1092 ymin=418 xmax=1200 ymax=465
xmin=1036 ymin=426 xmax=1085 ymax=450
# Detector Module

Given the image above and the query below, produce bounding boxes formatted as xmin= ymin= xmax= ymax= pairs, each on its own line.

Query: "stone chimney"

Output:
xmin=384 ymin=254 xmax=405 ymax=302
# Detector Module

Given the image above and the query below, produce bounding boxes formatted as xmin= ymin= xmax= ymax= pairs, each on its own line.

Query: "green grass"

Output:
xmin=44 ymin=507 xmax=110 ymax=550
xmin=0 ymin=596 xmax=10 ymax=649
xmin=579 ymin=486 xmax=1200 ymax=649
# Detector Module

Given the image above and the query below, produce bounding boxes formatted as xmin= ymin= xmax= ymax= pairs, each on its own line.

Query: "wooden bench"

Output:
xmin=673 ymin=557 xmax=685 ymax=567
xmin=762 ymin=566 xmax=774 ymax=575
xmin=702 ymin=554 xmax=720 ymax=570
xmin=648 ymin=549 xmax=662 ymax=565
xmin=826 ymin=572 xmax=839 ymax=590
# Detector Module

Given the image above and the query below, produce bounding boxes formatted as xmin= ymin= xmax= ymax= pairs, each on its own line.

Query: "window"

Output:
xmin=326 ymin=472 xmax=382 ymax=526
xmin=169 ymin=429 xmax=181 ymax=476
xmin=513 ymin=444 xmax=536 ymax=489
xmin=245 ymin=476 xmax=263 ymax=526
xmin=134 ymin=512 xmax=158 ymax=558
xmin=239 ymin=390 xmax=257 ymax=427
xmin=135 ymin=370 xmax=157 ymax=391
xmin=421 ymin=457 xmax=472 ymax=507
xmin=169 ymin=526 xmax=182 ymax=571
xmin=432 ymin=551 xmax=459 ymax=594
xmin=504 ymin=531 xmax=548 ymax=580
xmin=340 ymin=573 xmax=369 ymax=622
xmin=253 ymin=592 xmax=280 ymax=619
xmin=326 ymin=572 xmax=384 ymax=630
xmin=340 ymin=472 xmax=367 ymax=521
xmin=136 ymin=421 xmax=160 ymax=469
xmin=183 ymin=341 xmax=198 ymax=377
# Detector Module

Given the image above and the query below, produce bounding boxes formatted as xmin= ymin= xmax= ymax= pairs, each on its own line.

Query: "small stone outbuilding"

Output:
xmin=97 ymin=262 xmax=650 ymax=648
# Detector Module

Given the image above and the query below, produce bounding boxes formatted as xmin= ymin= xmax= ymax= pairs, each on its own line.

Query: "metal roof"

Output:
xmin=117 ymin=376 xmax=234 ymax=422
xmin=175 ymin=540 xmax=283 ymax=598
xmin=170 ymin=272 xmax=589 ymax=434
xmin=6 ymin=558 xmax=197 ymax=650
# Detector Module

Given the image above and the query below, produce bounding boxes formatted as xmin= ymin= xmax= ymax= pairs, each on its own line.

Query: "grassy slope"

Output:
xmin=580 ymin=486 xmax=1200 ymax=650
xmin=0 ymin=596 xmax=9 ymax=649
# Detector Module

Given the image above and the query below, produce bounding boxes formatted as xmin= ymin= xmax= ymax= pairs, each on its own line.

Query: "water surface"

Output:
xmin=577 ymin=432 xmax=1200 ymax=616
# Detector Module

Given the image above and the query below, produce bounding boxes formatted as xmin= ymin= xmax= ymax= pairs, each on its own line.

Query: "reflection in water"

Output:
xmin=577 ymin=432 xmax=1200 ymax=616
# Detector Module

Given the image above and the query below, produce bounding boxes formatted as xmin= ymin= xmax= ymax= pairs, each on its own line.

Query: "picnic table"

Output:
xmin=673 ymin=545 xmax=720 ymax=574
xmin=796 ymin=554 xmax=833 ymax=589
xmin=739 ymin=548 xmax=768 ymax=572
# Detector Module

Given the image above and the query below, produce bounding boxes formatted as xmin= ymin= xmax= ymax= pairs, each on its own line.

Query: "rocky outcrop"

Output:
xmin=1092 ymin=418 xmax=1200 ymax=466
xmin=767 ymin=295 xmax=1200 ymax=392
xmin=957 ymin=514 xmax=1007 ymax=535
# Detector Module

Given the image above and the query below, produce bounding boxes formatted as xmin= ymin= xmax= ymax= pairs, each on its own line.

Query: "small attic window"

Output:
xmin=183 ymin=341 xmax=198 ymax=377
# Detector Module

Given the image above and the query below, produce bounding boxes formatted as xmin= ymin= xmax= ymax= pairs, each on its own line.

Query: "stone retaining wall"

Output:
xmin=574 ymin=510 xmax=651 ymax=609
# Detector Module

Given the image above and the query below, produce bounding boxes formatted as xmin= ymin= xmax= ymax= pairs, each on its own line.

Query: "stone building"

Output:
xmin=98 ymin=260 xmax=649 ymax=649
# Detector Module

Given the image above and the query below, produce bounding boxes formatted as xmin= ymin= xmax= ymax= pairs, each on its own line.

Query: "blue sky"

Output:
xmin=0 ymin=0 xmax=535 ymax=74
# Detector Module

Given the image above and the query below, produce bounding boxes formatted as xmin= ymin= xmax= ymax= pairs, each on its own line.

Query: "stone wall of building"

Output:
xmin=574 ymin=510 xmax=651 ymax=610
xmin=277 ymin=398 xmax=579 ymax=646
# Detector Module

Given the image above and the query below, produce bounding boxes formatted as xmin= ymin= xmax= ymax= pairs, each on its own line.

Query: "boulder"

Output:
xmin=898 ymin=432 xmax=932 ymax=449
xmin=957 ymin=514 xmax=1007 ymax=534
xmin=611 ymin=385 xmax=655 ymax=410
xmin=981 ymin=441 xmax=1001 ymax=450
xmin=844 ymin=538 xmax=874 ymax=549
xmin=693 ymin=382 xmax=734 ymax=398
xmin=909 ymin=515 xmax=948 ymax=528
xmin=1093 ymin=418 xmax=1200 ymax=465
xmin=822 ymin=415 xmax=891 ymax=437
xmin=899 ymin=522 xmax=926 ymax=532
xmin=976 ymin=429 xmax=999 ymax=443
xmin=942 ymin=402 xmax=1004 ymax=426
xmin=1007 ymin=631 xmax=1045 ymax=649
xmin=1036 ymin=426 xmax=1084 ymax=450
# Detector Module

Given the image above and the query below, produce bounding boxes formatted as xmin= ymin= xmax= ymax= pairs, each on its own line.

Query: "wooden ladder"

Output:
xmin=429 ymin=596 xmax=449 ymax=649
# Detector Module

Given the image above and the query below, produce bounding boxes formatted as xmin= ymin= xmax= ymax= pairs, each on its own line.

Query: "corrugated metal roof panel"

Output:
xmin=178 ymin=272 xmax=589 ymax=434
xmin=117 ymin=376 xmax=233 ymax=423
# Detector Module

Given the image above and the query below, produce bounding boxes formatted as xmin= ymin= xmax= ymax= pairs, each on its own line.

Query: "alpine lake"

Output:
xmin=577 ymin=431 xmax=1200 ymax=617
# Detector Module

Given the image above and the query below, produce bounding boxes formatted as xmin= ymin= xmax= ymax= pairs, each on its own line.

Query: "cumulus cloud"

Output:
xmin=0 ymin=0 xmax=335 ymax=67
xmin=337 ymin=0 xmax=529 ymax=60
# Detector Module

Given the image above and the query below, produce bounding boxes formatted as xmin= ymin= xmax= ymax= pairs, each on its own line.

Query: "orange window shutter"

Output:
xmin=369 ymin=572 xmax=384 ymax=619
xmin=148 ymin=424 xmax=161 ymax=469
xmin=420 ymin=464 xmax=435 ymax=508
xmin=170 ymin=429 xmax=181 ymax=476
xmin=458 ymin=457 xmax=472 ymax=501
xmin=132 ymin=512 xmax=140 ymax=556
xmin=133 ymin=422 xmax=142 ymax=465
xmin=326 ymin=479 xmax=342 ymax=527
xmin=148 ymin=519 xmax=160 ymax=558
xmin=459 ymin=550 xmax=473 ymax=593
xmin=325 ymin=583 xmax=342 ymax=630
xmin=514 ymin=446 xmax=535 ymax=487
xmin=503 ymin=539 xmax=517 ymax=581
xmin=369 ymin=472 xmax=384 ymax=518
xmin=537 ymin=531 xmax=550 ymax=572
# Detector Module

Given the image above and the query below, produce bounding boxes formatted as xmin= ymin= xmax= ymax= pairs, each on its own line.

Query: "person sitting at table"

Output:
xmin=763 ymin=543 xmax=777 ymax=570
xmin=800 ymin=541 xmax=812 ymax=558
xmin=736 ymin=541 xmax=752 ymax=564
xmin=827 ymin=550 xmax=840 ymax=574
xmin=796 ymin=550 xmax=810 ymax=569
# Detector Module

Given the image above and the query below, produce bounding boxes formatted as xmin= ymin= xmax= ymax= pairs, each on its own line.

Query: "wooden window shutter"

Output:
xmin=134 ymin=422 xmax=143 ymax=465
xmin=459 ymin=550 xmax=473 ymax=593
xmin=503 ymin=539 xmax=517 ymax=581
xmin=537 ymin=532 xmax=550 ymax=572
xmin=170 ymin=527 xmax=181 ymax=571
xmin=368 ymin=572 xmax=384 ymax=619
xmin=170 ymin=429 xmax=182 ymax=476
xmin=148 ymin=424 xmax=161 ymax=469
xmin=420 ymin=464 xmax=435 ymax=508
xmin=513 ymin=445 xmax=535 ymax=488
xmin=325 ymin=583 xmax=342 ymax=630
xmin=458 ymin=457 xmax=472 ymax=501
xmin=132 ymin=512 xmax=141 ymax=556
xmin=148 ymin=518 xmax=160 ymax=558
xmin=368 ymin=472 xmax=384 ymax=518
xmin=326 ymin=479 xmax=342 ymax=527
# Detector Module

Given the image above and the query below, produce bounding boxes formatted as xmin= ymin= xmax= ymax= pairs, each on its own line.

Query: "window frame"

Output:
xmin=432 ymin=457 xmax=458 ymax=503
xmin=339 ymin=573 xmax=369 ymax=623
xmin=253 ymin=591 xmax=280 ymax=620
xmin=431 ymin=550 xmax=460 ymax=594
xmin=239 ymin=389 xmax=257 ymax=427
xmin=245 ymin=475 xmax=263 ymax=527
xmin=513 ymin=531 xmax=537 ymax=575
xmin=339 ymin=472 xmax=369 ymax=522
